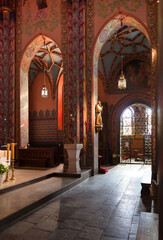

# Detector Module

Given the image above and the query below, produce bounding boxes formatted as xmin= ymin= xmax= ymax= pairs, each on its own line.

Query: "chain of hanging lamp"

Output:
xmin=41 ymin=36 xmax=48 ymax=98
xmin=118 ymin=12 xmax=127 ymax=90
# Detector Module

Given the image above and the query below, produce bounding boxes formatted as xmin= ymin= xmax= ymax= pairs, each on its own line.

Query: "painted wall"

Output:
xmin=22 ymin=0 xmax=62 ymax=52
xmin=94 ymin=0 xmax=147 ymax=39
xmin=29 ymin=71 xmax=64 ymax=144
xmin=30 ymin=72 xmax=56 ymax=112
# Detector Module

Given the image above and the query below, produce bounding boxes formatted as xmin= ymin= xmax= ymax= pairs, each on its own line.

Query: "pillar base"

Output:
xmin=64 ymin=144 xmax=83 ymax=173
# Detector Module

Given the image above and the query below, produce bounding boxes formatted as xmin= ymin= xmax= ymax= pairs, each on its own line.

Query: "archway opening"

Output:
xmin=120 ymin=103 xmax=152 ymax=164
xmin=95 ymin=13 xmax=151 ymax=168
xmin=20 ymin=35 xmax=63 ymax=148
xmin=29 ymin=40 xmax=63 ymax=146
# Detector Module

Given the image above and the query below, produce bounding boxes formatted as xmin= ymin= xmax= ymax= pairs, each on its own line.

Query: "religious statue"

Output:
xmin=95 ymin=101 xmax=103 ymax=127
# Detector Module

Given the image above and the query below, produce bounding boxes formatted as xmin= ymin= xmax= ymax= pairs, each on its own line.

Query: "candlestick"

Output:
xmin=7 ymin=143 xmax=10 ymax=160
xmin=10 ymin=143 xmax=16 ymax=181
xmin=11 ymin=143 xmax=14 ymax=160
xmin=4 ymin=143 xmax=10 ymax=182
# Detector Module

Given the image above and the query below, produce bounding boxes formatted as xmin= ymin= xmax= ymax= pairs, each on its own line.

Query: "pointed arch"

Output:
xmin=91 ymin=12 xmax=151 ymax=170
xmin=20 ymin=35 xmax=62 ymax=147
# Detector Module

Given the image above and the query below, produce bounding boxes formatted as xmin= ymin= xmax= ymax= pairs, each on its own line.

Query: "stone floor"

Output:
xmin=0 ymin=164 xmax=152 ymax=240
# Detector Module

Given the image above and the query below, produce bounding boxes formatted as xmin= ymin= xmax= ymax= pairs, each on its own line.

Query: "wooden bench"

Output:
xmin=141 ymin=171 xmax=151 ymax=197
xmin=136 ymin=212 xmax=158 ymax=240
xmin=19 ymin=147 xmax=57 ymax=168
xmin=19 ymin=158 xmax=48 ymax=168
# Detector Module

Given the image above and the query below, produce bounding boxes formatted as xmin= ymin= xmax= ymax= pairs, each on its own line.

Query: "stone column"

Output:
xmin=63 ymin=0 xmax=83 ymax=173
xmin=64 ymin=144 xmax=83 ymax=173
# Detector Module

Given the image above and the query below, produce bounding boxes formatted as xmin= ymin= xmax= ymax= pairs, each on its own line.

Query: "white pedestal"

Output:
xmin=64 ymin=144 xmax=83 ymax=173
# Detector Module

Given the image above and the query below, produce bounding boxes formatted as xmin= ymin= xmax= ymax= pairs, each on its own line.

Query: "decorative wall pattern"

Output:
xmin=30 ymin=109 xmax=57 ymax=119
xmin=29 ymin=109 xmax=63 ymax=143
xmin=69 ymin=0 xmax=80 ymax=143
xmin=15 ymin=0 xmax=22 ymax=155
xmin=86 ymin=0 xmax=95 ymax=168
xmin=30 ymin=119 xmax=57 ymax=142
xmin=62 ymin=0 xmax=69 ymax=143
xmin=63 ymin=0 xmax=86 ymax=145
xmin=95 ymin=0 xmax=146 ymax=18
xmin=23 ymin=0 xmax=60 ymax=36
xmin=0 ymin=11 xmax=15 ymax=145
xmin=79 ymin=1 xmax=87 ymax=164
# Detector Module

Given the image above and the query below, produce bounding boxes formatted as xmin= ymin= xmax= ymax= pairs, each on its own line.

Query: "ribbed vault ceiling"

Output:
xmin=98 ymin=25 xmax=151 ymax=88
xmin=29 ymin=41 xmax=63 ymax=90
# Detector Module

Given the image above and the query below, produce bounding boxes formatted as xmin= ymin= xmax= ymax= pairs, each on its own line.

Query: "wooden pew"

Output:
xmin=19 ymin=146 xmax=61 ymax=168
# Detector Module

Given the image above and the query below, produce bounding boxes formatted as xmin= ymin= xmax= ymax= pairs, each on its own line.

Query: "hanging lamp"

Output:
xmin=117 ymin=15 xmax=127 ymax=90
xmin=41 ymin=68 xmax=48 ymax=98
xmin=118 ymin=55 xmax=127 ymax=90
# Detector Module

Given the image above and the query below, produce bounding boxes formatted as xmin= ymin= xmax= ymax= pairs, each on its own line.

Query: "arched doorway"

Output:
xmin=20 ymin=35 xmax=63 ymax=148
xmin=93 ymin=13 xmax=151 ymax=170
xmin=120 ymin=103 xmax=152 ymax=164
xmin=29 ymin=40 xmax=63 ymax=146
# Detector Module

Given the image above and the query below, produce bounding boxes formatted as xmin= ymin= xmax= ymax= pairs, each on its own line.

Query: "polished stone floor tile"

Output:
xmin=100 ymin=236 xmax=126 ymax=240
xmin=78 ymin=225 xmax=103 ymax=240
xmin=109 ymin=216 xmax=132 ymax=229
xmin=23 ymin=212 xmax=48 ymax=224
xmin=128 ymin=234 xmax=137 ymax=240
xmin=34 ymin=217 xmax=59 ymax=232
xmin=103 ymin=224 xmax=130 ymax=239
xmin=129 ymin=223 xmax=139 ymax=235
xmin=0 ymin=164 xmax=151 ymax=240
xmin=17 ymin=228 xmax=51 ymax=240
xmin=58 ymin=218 xmax=86 ymax=230
xmin=47 ymin=228 xmax=79 ymax=240
xmin=1 ymin=221 xmax=33 ymax=236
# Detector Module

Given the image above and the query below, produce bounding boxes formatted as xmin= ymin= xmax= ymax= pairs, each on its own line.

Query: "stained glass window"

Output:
xmin=121 ymin=108 xmax=133 ymax=136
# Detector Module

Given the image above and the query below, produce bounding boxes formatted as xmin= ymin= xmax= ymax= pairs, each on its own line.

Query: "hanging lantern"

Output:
xmin=118 ymin=70 xmax=127 ymax=89
xmin=41 ymin=68 xmax=48 ymax=98
xmin=118 ymin=55 xmax=127 ymax=90
xmin=41 ymin=85 xmax=48 ymax=98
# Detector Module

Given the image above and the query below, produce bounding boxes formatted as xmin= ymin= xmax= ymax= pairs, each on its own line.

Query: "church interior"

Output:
xmin=0 ymin=0 xmax=163 ymax=239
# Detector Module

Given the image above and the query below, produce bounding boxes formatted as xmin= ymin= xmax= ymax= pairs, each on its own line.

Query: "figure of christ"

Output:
xmin=95 ymin=101 xmax=103 ymax=126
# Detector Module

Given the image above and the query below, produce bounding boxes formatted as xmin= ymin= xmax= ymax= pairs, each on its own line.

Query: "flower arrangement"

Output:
xmin=0 ymin=162 xmax=9 ymax=175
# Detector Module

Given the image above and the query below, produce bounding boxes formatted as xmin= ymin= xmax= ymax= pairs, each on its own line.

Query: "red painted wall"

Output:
xmin=22 ymin=0 xmax=62 ymax=53
xmin=94 ymin=0 xmax=147 ymax=40
xmin=30 ymin=72 xmax=56 ymax=112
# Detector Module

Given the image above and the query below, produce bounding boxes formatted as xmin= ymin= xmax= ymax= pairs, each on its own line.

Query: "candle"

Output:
xmin=11 ymin=143 xmax=14 ymax=160
xmin=7 ymin=143 xmax=10 ymax=160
